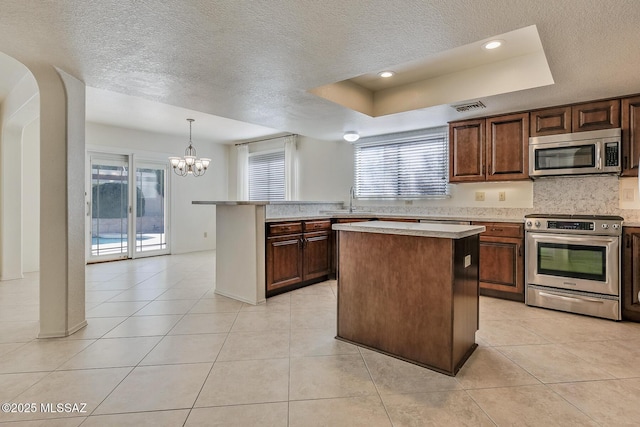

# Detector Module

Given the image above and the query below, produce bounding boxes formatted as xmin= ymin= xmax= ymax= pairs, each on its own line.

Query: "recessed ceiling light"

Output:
xmin=378 ymin=71 xmax=395 ymax=78
xmin=482 ymin=40 xmax=503 ymax=50
xmin=343 ymin=131 xmax=360 ymax=142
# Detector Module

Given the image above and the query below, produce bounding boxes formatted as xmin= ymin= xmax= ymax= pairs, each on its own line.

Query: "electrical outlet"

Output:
xmin=623 ymin=188 xmax=635 ymax=201
xmin=475 ymin=191 xmax=485 ymax=201
xmin=498 ymin=191 xmax=506 ymax=201
xmin=405 ymin=200 xmax=413 ymax=205
xmin=204 ymin=232 xmax=207 ymax=238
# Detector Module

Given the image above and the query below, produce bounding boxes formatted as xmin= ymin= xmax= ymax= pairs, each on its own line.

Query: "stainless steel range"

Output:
xmin=524 ymin=214 xmax=623 ymax=320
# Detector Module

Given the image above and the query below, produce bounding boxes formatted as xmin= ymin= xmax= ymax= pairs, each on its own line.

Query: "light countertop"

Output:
xmin=192 ymin=201 xmax=342 ymax=206
xmin=332 ymin=220 xmax=485 ymax=239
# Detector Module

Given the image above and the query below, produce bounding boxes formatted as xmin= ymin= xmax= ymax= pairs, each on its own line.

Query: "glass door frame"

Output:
xmin=86 ymin=150 xmax=171 ymax=263
xmin=131 ymin=157 xmax=170 ymax=257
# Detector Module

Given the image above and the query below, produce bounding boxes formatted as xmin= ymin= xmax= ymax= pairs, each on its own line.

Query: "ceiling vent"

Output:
xmin=451 ymin=101 xmax=486 ymax=113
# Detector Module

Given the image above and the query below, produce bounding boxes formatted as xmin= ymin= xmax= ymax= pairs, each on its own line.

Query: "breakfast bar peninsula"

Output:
xmin=333 ymin=220 xmax=485 ymax=376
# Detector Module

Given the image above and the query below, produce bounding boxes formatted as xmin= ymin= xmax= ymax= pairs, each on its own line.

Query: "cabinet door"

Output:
xmin=530 ymin=107 xmax=571 ymax=136
xmin=478 ymin=236 xmax=524 ymax=300
xmin=621 ymin=96 xmax=640 ymax=176
xmin=572 ymin=99 xmax=620 ymax=132
xmin=623 ymin=228 xmax=640 ymax=321
xmin=303 ymin=231 xmax=331 ymax=281
xmin=449 ymin=119 xmax=485 ymax=182
xmin=266 ymin=234 xmax=303 ymax=292
xmin=486 ymin=113 xmax=529 ymax=181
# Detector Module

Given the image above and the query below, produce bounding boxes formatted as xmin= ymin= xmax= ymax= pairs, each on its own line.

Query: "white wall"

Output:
xmin=296 ymin=136 xmax=353 ymax=202
xmin=0 ymin=71 xmax=38 ymax=279
xmin=86 ymin=123 xmax=228 ymax=254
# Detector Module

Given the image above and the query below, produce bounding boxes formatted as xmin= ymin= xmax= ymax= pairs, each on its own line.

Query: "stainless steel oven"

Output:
xmin=524 ymin=214 xmax=622 ymax=320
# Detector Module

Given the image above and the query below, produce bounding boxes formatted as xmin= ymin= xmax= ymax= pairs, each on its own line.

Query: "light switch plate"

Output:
xmin=464 ymin=255 xmax=471 ymax=268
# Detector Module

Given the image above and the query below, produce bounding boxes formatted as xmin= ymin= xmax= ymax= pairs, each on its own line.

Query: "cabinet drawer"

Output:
xmin=303 ymin=219 xmax=331 ymax=232
xmin=473 ymin=222 xmax=523 ymax=238
xmin=268 ymin=221 xmax=302 ymax=236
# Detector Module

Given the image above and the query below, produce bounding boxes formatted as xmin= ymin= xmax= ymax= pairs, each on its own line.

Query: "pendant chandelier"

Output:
xmin=169 ymin=118 xmax=211 ymax=177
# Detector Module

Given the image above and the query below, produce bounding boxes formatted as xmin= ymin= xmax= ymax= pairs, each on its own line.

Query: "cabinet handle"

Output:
xmin=627 ymin=235 xmax=631 ymax=248
xmin=518 ymin=245 xmax=522 ymax=257
xmin=624 ymin=155 xmax=629 ymax=169
xmin=491 ymin=228 xmax=503 ymax=232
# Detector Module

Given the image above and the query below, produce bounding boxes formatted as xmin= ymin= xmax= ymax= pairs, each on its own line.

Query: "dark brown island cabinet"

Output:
xmin=334 ymin=221 xmax=485 ymax=376
xmin=265 ymin=219 xmax=331 ymax=296
xmin=622 ymin=227 xmax=640 ymax=321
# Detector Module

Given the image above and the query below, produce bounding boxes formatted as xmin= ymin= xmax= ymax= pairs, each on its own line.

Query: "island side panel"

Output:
xmin=337 ymin=230 xmax=455 ymax=372
xmin=452 ymin=235 xmax=479 ymax=372
xmin=215 ymin=204 xmax=266 ymax=305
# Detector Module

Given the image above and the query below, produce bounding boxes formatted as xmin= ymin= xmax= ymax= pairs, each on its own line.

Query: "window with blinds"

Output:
xmin=353 ymin=127 xmax=449 ymax=199
xmin=249 ymin=149 xmax=285 ymax=201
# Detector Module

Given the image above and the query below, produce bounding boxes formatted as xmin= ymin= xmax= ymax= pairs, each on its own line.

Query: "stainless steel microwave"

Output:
xmin=529 ymin=128 xmax=621 ymax=178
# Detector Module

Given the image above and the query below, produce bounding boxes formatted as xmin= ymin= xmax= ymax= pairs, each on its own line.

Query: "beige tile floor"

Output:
xmin=1 ymin=251 xmax=640 ymax=426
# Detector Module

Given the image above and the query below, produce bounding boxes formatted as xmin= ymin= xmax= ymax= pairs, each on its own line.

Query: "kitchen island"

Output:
xmin=333 ymin=220 xmax=485 ymax=375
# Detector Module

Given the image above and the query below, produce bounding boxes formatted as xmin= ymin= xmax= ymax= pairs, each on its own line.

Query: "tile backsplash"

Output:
xmin=351 ymin=176 xmax=640 ymax=223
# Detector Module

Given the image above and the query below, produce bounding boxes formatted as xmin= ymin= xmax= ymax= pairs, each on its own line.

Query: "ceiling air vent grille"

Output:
xmin=451 ymin=101 xmax=486 ymax=113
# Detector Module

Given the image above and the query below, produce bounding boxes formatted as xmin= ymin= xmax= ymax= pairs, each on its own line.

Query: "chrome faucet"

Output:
xmin=349 ymin=186 xmax=355 ymax=213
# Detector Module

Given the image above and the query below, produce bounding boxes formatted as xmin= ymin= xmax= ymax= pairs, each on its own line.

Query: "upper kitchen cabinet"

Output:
xmin=449 ymin=113 xmax=529 ymax=183
xmin=621 ymin=95 xmax=640 ymax=176
xmin=530 ymin=99 xmax=621 ymax=137
xmin=530 ymin=106 xmax=571 ymax=137
xmin=572 ymin=99 xmax=620 ymax=132
xmin=449 ymin=119 xmax=485 ymax=182
xmin=485 ymin=113 xmax=529 ymax=181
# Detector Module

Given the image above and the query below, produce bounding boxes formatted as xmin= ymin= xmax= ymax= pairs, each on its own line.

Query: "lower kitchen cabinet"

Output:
xmin=266 ymin=219 xmax=332 ymax=295
xmin=622 ymin=227 xmax=640 ymax=321
xmin=472 ymin=221 xmax=524 ymax=301
xmin=266 ymin=232 xmax=303 ymax=292
xmin=302 ymin=228 xmax=331 ymax=281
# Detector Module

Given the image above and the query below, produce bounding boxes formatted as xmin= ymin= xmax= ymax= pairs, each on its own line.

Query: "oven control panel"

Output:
xmin=524 ymin=215 xmax=623 ymax=236
xmin=546 ymin=220 xmax=594 ymax=231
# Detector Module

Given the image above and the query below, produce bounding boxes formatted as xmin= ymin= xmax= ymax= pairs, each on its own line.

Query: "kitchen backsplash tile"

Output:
xmin=347 ymin=176 xmax=640 ymax=223
xmin=267 ymin=177 xmax=640 ymax=223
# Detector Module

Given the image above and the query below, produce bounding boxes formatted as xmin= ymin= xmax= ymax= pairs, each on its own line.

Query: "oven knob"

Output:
xmin=534 ymin=221 xmax=541 ymax=227
xmin=613 ymin=224 xmax=620 ymax=229
xmin=526 ymin=221 xmax=532 ymax=227
xmin=602 ymin=223 xmax=609 ymax=229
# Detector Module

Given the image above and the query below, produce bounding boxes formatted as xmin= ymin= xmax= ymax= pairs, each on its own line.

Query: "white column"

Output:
xmin=29 ymin=65 xmax=86 ymax=338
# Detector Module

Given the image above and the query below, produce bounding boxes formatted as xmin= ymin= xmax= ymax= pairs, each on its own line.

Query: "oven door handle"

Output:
xmin=538 ymin=291 xmax=604 ymax=304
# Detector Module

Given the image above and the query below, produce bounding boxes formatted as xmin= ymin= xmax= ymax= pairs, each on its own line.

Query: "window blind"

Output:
xmin=249 ymin=149 xmax=285 ymax=201
xmin=353 ymin=127 xmax=449 ymax=199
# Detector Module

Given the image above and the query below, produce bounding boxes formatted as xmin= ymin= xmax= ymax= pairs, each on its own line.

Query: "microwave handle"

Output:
xmin=595 ymin=144 xmax=602 ymax=170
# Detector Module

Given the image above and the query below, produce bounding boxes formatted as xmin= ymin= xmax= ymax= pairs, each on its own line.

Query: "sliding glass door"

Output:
xmin=133 ymin=161 xmax=168 ymax=254
xmin=88 ymin=153 xmax=169 ymax=262
xmin=89 ymin=154 xmax=129 ymax=260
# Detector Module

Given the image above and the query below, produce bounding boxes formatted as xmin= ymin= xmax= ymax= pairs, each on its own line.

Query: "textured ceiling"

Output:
xmin=1 ymin=0 xmax=640 ymax=143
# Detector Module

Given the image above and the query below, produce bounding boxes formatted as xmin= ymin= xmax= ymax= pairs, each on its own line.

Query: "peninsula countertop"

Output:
xmin=332 ymin=220 xmax=486 ymax=239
